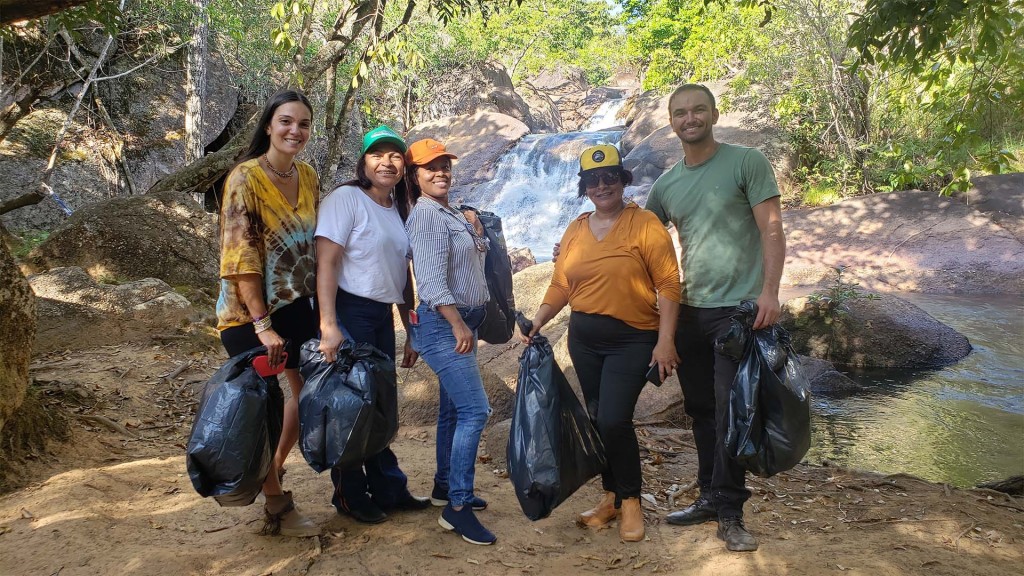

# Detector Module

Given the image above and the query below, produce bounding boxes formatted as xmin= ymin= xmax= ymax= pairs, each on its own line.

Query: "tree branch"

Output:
xmin=0 ymin=0 xmax=95 ymax=25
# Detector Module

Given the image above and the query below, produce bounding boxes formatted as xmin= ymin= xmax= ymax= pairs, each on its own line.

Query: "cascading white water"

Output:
xmin=581 ymin=99 xmax=628 ymax=131
xmin=472 ymin=99 xmax=628 ymax=259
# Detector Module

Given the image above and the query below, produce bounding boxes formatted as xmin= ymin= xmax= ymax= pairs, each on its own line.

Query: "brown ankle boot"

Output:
xmin=619 ymin=498 xmax=645 ymax=542
xmin=263 ymin=491 xmax=320 ymax=537
xmin=579 ymin=491 xmax=619 ymax=527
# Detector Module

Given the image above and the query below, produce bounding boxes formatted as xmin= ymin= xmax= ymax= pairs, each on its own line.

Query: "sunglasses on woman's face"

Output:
xmin=582 ymin=171 xmax=622 ymax=188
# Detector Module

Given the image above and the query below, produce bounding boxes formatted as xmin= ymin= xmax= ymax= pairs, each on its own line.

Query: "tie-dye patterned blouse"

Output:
xmin=215 ymin=158 xmax=320 ymax=330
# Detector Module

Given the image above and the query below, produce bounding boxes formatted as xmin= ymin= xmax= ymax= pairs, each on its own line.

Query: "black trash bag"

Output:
xmin=186 ymin=346 xmax=273 ymax=507
xmin=507 ymin=313 xmax=607 ymax=520
xmin=455 ymin=204 xmax=516 ymax=344
xmin=717 ymin=300 xmax=812 ymax=478
xmin=297 ymin=339 xmax=399 ymax=472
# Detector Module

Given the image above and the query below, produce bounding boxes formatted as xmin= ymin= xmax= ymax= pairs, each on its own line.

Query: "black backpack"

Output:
xmin=456 ymin=205 xmax=516 ymax=344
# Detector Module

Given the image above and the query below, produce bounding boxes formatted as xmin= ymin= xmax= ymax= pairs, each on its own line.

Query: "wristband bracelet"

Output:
xmin=253 ymin=315 xmax=272 ymax=333
xmin=252 ymin=311 xmax=269 ymax=322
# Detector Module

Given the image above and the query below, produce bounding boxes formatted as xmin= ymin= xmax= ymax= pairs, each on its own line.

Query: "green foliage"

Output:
xmin=9 ymin=230 xmax=50 ymax=259
xmin=624 ymin=0 xmax=767 ymax=90
xmin=807 ymin=265 xmax=879 ymax=324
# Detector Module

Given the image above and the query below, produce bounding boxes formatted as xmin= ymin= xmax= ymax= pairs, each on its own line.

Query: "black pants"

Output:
xmin=219 ymin=298 xmax=317 ymax=456
xmin=675 ymin=304 xmax=750 ymax=518
xmin=328 ymin=289 xmax=411 ymax=511
xmin=567 ymin=312 xmax=657 ymax=504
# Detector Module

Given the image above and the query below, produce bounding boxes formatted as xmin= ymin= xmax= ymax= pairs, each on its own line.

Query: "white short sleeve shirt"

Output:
xmin=315 ymin=185 xmax=411 ymax=304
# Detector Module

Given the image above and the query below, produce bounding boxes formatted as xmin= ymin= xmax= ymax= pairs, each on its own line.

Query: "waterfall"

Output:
xmin=471 ymin=99 xmax=629 ymax=260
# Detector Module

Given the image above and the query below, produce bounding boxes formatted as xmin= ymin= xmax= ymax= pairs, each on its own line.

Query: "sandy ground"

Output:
xmin=1 ymin=341 xmax=1021 ymax=576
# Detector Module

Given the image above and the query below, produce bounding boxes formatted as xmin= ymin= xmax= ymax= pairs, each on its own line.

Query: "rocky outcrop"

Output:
xmin=1 ymin=46 xmax=238 ymax=232
xmin=508 ymin=247 xmax=537 ymax=274
xmin=405 ymin=111 xmax=530 ymax=201
xmin=525 ymin=65 xmax=608 ymax=132
xmin=29 ymin=266 xmax=194 ymax=353
xmin=517 ymin=82 xmax=561 ymax=132
xmin=413 ymin=61 xmax=552 ymax=133
xmin=798 ymin=355 xmax=862 ymax=394
xmin=962 ymin=173 xmax=1024 ymax=243
xmin=106 ymin=47 xmax=238 ymax=193
xmin=0 ymin=242 xmax=35 ymax=434
xmin=23 ymin=188 xmax=219 ymax=289
xmin=782 ymin=294 xmax=972 ymax=369
xmin=620 ymin=90 xmax=671 ymax=156
xmin=783 ymin=188 xmax=1024 ymax=294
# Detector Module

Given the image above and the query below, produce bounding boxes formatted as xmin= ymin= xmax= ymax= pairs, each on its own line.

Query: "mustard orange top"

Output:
xmin=542 ymin=202 xmax=681 ymax=331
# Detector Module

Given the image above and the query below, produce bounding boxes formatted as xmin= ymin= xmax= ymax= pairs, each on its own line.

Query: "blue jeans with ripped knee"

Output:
xmin=410 ymin=303 xmax=490 ymax=508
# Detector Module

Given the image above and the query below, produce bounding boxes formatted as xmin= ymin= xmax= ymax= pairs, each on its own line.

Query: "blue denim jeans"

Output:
xmin=410 ymin=303 xmax=490 ymax=508
xmin=329 ymin=289 xmax=410 ymax=511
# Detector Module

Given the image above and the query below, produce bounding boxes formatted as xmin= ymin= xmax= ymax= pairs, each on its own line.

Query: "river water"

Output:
xmin=474 ymin=100 xmax=1023 ymax=488
xmin=807 ymin=293 xmax=1024 ymax=487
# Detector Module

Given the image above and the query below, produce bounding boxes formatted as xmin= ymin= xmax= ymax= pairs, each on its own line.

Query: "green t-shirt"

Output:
xmin=645 ymin=143 xmax=779 ymax=308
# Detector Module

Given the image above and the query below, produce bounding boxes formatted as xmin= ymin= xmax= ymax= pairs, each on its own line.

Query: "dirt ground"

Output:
xmin=1 ymin=340 xmax=1021 ymax=576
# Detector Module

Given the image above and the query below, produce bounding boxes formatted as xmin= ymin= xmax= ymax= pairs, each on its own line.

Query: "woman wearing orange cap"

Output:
xmin=404 ymin=138 xmax=496 ymax=546
xmin=315 ymin=126 xmax=430 ymax=524
xmin=520 ymin=144 xmax=681 ymax=542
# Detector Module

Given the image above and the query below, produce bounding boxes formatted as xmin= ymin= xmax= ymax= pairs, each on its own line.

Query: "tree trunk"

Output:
xmin=0 ymin=0 xmax=94 ymax=25
xmin=185 ymin=0 xmax=209 ymax=205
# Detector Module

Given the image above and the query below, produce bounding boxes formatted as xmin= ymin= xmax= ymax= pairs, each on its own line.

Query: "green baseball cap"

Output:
xmin=360 ymin=125 xmax=407 ymax=155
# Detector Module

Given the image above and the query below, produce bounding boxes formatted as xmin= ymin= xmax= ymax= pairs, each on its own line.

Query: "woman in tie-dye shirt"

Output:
xmin=215 ymin=90 xmax=320 ymax=538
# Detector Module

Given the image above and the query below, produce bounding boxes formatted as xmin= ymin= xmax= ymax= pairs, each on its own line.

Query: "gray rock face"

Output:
xmin=783 ymin=189 xmax=1024 ymax=294
xmin=24 ymin=188 xmax=219 ymax=289
xmin=620 ymin=90 xmax=671 ymax=156
xmin=110 ymin=48 xmax=238 ymax=193
xmin=797 ymin=355 xmax=862 ymax=393
xmin=29 ymin=266 xmax=194 ymax=353
xmin=405 ymin=111 xmax=530 ymax=201
xmin=782 ymin=294 xmax=972 ymax=369
xmin=524 ymin=65 xmax=603 ymax=132
xmin=517 ymin=82 xmax=561 ymax=132
xmin=0 ymin=242 xmax=35 ymax=434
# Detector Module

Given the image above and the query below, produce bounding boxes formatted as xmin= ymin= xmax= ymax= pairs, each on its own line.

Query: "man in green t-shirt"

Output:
xmin=645 ymin=83 xmax=786 ymax=552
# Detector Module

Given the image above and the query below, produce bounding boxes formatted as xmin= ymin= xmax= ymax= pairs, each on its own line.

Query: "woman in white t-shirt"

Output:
xmin=314 ymin=126 xmax=429 ymax=524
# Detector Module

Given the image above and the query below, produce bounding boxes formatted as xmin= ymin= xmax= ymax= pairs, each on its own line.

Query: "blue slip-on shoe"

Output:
xmin=438 ymin=504 xmax=496 ymax=546
xmin=430 ymin=483 xmax=488 ymax=510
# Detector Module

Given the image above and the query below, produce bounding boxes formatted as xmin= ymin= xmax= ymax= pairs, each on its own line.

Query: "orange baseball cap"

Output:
xmin=406 ymin=138 xmax=458 ymax=166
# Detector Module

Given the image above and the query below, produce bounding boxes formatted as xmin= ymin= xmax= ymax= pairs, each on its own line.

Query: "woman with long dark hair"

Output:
xmin=315 ymin=126 xmax=430 ymax=524
xmin=405 ymin=138 xmax=495 ymax=546
xmin=215 ymin=89 xmax=320 ymax=537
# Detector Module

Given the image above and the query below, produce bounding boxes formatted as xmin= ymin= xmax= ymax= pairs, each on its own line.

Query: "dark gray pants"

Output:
xmin=676 ymin=304 xmax=750 ymax=519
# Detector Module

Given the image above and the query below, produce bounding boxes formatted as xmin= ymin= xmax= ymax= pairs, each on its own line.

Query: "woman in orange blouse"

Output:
xmin=520 ymin=144 xmax=681 ymax=542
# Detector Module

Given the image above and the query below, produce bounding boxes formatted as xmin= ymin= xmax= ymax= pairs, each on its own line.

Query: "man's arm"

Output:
xmin=751 ymin=196 xmax=785 ymax=329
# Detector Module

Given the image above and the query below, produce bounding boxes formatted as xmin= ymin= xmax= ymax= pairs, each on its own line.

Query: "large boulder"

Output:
xmin=23 ymin=188 xmax=219 ymax=289
xmin=620 ymin=90 xmax=671 ymax=156
xmin=517 ymin=82 xmax=561 ymax=132
xmin=525 ymin=65 xmax=601 ymax=132
xmin=0 ymin=242 xmax=35 ymax=434
xmin=783 ymin=189 xmax=1024 ymax=294
xmin=782 ymin=294 xmax=972 ymax=369
xmin=28 ymin=267 xmax=195 ymax=353
xmin=0 ymin=46 xmax=238 ymax=232
xmin=413 ymin=61 xmax=552 ymax=133
xmin=962 ymin=173 xmax=1024 ymax=243
xmin=798 ymin=355 xmax=862 ymax=394
xmin=104 ymin=46 xmax=238 ymax=193
xmin=405 ymin=111 xmax=530 ymax=201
